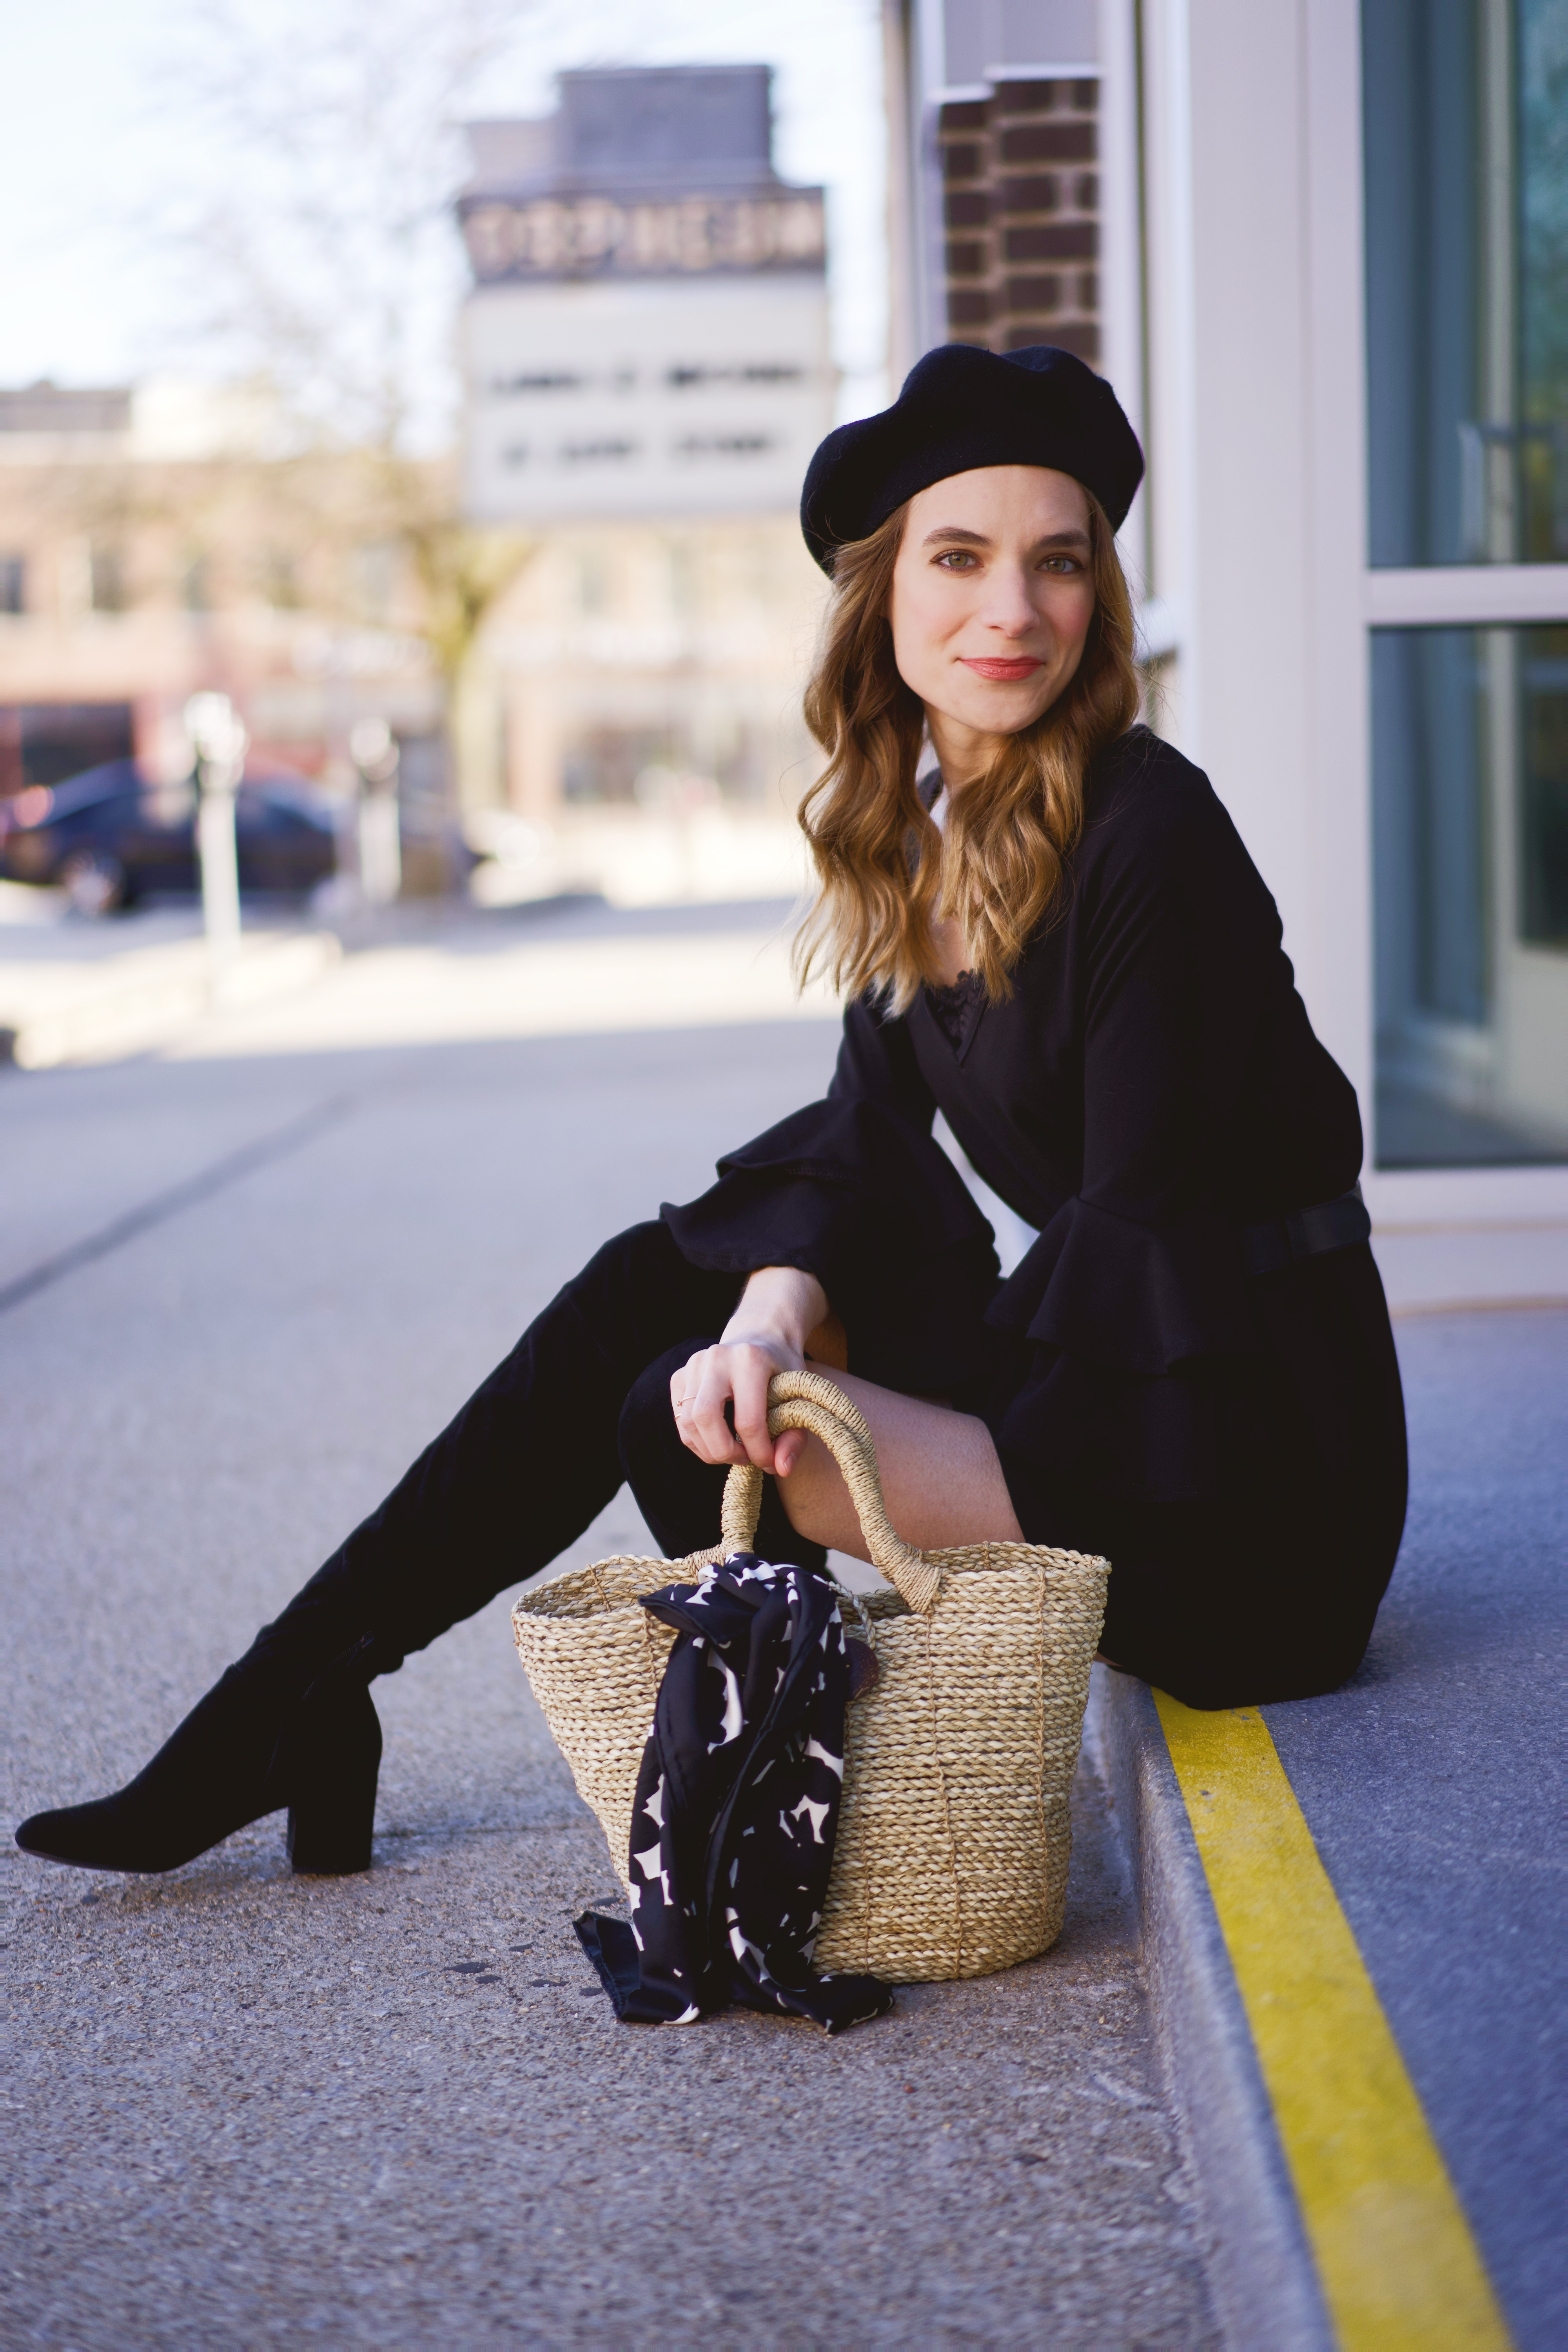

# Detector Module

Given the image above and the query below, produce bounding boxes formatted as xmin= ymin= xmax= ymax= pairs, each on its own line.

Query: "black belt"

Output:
xmin=1240 ymin=1187 xmax=1370 ymax=1278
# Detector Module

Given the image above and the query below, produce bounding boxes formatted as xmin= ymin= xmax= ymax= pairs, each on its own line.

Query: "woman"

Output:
xmin=17 ymin=345 xmax=1407 ymax=1880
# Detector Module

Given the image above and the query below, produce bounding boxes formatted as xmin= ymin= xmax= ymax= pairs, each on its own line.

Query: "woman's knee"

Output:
xmin=564 ymin=1220 xmax=680 ymax=1316
xmin=544 ymin=1223 xmax=740 ymax=1383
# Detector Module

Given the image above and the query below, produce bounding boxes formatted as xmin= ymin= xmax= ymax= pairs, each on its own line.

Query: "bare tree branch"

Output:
xmin=150 ymin=0 xmax=552 ymax=451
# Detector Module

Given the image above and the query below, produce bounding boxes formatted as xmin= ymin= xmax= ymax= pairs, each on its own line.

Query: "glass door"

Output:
xmin=1363 ymin=0 xmax=1568 ymax=1166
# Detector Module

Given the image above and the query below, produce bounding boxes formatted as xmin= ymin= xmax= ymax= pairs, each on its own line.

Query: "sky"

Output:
xmin=0 ymin=0 xmax=891 ymax=429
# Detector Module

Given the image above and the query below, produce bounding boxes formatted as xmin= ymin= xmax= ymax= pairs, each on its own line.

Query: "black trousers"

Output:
xmin=261 ymin=1221 xmax=819 ymax=1678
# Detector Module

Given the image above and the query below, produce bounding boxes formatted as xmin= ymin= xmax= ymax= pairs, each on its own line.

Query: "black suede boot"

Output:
xmin=15 ymin=1222 xmax=752 ymax=1879
xmin=16 ymin=1636 xmax=382 ymax=1877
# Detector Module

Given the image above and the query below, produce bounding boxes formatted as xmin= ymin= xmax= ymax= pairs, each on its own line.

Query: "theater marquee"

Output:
xmin=460 ymin=192 xmax=828 ymax=284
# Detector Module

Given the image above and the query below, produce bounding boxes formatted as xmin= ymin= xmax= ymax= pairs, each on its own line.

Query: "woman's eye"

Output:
xmin=1039 ymin=556 xmax=1081 ymax=575
xmin=935 ymin=550 xmax=978 ymax=570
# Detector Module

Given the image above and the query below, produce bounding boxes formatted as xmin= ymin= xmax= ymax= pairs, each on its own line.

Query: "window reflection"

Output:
xmin=1374 ymin=624 xmax=1568 ymax=1165
xmin=1364 ymin=0 xmax=1568 ymax=567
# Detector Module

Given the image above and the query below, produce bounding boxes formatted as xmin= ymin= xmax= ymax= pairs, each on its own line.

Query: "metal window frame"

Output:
xmin=1316 ymin=1 xmax=1568 ymax=1233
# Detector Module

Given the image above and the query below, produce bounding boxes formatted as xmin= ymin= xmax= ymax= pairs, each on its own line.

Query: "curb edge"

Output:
xmin=1084 ymin=1663 xmax=1335 ymax=2352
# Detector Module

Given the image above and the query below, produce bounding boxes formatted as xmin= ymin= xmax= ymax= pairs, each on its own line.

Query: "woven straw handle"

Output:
xmin=718 ymin=1368 xmax=943 ymax=1615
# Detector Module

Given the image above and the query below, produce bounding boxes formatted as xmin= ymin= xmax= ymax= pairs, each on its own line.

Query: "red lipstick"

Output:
xmin=960 ymin=657 xmax=1043 ymax=681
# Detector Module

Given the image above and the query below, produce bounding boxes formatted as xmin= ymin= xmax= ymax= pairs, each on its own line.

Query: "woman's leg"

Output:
xmin=653 ymin=1255 xmax=1406 ymax=1711
xmin=272 ymin=1221 xmax=742 ymax=1674
xmin=16 ymin=1223 xmax=742 ymax=1874
xmin=751 ymin=1363 xmax=1396 ymax=1711
xmin=766 ymin=1371 xmax=1025 ymax=1557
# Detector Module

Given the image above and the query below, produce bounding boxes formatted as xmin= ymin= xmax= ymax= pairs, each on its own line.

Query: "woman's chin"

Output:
xmin=942 ymin=683 xmax=1059 ymax=739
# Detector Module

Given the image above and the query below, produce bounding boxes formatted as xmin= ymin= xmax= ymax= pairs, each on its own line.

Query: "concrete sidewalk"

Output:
xmin=2 ymin=976 xmax=1218 ymax=2347
xmin=0 ymin=889 xmax=829 ymax=1076
xmin=0 ymin=897 xmax=340 ymax=1070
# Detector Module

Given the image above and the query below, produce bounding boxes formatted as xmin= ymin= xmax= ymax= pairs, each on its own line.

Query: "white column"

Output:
xmin=1138 ymin=0 xmax=1370 ymax=1072
xmin=1138 ymin=0 xmax=1201 ymax=749
xmin=1299 ymin=0 xmax=1374 ymax=1103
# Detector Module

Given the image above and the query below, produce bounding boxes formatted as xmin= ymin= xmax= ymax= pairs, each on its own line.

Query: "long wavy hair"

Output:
xmin=794 ymin=486 xmax=1139 ymax=1010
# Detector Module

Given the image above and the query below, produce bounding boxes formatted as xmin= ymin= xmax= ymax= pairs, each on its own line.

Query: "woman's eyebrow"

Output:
xmin=920 ymin=524 xmax=1092 ymax=550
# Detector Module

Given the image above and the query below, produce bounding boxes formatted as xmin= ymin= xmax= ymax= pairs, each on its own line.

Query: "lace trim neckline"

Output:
xmin=925 ymin=967 xmax=983 ymax=1052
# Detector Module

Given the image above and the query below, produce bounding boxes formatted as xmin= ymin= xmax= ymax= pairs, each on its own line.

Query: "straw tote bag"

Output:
xmin=512 ymin=1368 xmax=1109 ymax=1983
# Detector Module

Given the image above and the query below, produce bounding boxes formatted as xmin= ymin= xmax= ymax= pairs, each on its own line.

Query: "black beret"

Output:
xmin=800 ymin=342 xmax=1144 ymax=573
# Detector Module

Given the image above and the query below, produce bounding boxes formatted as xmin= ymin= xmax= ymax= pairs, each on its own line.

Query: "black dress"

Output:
xmin=664 ymin=726 xmax=1408 ymax=1708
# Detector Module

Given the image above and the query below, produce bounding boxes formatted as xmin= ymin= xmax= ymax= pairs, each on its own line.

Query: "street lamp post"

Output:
xmin=184 ymin=691 xmax=248 ymax=988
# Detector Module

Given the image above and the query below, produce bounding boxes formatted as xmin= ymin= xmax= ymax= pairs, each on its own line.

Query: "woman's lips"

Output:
xmin=959 ymin=657 xmax=1045 ymax=681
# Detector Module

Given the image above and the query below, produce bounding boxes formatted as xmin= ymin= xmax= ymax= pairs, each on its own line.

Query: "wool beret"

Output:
xmin=800 ymin=342 xmax=1144 ymax=573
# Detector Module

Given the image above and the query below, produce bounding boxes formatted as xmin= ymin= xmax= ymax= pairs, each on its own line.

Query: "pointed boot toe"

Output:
xmin=17 ymin=1802 xmax=107 ymax=1867
xmin=15 ymin=1796 xmax=194 ymax=1874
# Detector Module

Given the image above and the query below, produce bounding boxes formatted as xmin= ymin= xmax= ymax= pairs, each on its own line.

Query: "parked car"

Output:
xmin=0 ymin=759 xmax=339 ymax=913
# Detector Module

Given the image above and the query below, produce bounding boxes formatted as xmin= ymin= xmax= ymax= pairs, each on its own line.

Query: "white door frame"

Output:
xmin=1136 ymin=0 xmax=1568 ymax=1305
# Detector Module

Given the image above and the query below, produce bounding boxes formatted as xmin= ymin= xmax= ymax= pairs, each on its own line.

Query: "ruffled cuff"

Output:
xmin=985 ymin=1194 xmax=1258 ymax=1376
xmin=661 ymin=1099 xmax=1001 ymax=1391
xmin=660 ymin=1171 xmax=856 ymax=1296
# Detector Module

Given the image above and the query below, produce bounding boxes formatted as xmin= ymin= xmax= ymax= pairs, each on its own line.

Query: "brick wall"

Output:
xmin=936 ymin=78 xmax=1100 ymax=364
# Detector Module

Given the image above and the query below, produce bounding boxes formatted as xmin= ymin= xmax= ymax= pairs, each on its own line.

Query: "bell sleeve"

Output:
xmin=661 ymin=995 xmax=1000 ymax=1388
xmin=986 ymin=781 xmax=1267 ymax=1376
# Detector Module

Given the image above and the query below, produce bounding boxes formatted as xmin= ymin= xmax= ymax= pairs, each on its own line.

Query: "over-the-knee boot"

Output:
xmin=17 ymin=1223 xmax=742 ymax=1875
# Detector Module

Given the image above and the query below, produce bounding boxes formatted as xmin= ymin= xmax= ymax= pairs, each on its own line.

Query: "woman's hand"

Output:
xmin=671 ymin=1266 xmax=828 ymax=1475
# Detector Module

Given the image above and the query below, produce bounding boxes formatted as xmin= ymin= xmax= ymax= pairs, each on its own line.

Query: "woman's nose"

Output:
xmin=982 ymin=568 xmax=1042 ymax=637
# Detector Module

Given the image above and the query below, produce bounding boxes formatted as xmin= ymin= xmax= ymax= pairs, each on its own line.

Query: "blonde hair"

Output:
xmin=794 ymin=488 xmax=1139 ymax=1011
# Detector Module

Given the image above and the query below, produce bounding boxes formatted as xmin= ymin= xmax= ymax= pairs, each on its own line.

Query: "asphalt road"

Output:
xmin=2 ymin=908 xmax=1218 ymax=2348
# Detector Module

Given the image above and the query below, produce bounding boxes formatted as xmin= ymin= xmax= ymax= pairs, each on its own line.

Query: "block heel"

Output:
xmin=285 ymin=1676 xmax=382 ymax=1875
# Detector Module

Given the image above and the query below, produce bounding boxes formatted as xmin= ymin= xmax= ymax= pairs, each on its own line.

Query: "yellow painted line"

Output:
xmin=1154 ymin=1693 xmax=1512 ymax=2351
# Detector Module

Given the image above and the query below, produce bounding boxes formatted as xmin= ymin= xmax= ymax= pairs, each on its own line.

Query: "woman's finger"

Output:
xmin=774 ymin=1428 xmax=806 ymax=1479
xmin=670 ymin=1348 xmax=711 ymax=1418
xmin=672 ymin=1348 xmax=724 ymax=1449
xmin=730 ymin=1347 xmax=777 ymax=1470
xmin=686 ymin=1356 xmax=748 ymax=1466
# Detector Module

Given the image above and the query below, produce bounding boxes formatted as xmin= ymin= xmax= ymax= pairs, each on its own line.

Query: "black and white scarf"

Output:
xmin=574 ymin=1551 xmax=891 ymax=2034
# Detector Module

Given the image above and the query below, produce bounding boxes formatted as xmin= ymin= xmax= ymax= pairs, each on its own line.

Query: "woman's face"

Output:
xmin=887 ymin=465 xmax=1097 ymax=773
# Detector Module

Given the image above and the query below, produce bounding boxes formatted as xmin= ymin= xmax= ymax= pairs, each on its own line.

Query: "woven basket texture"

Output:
xmin=512 ymin=1371 xmax=1109 ymax=1984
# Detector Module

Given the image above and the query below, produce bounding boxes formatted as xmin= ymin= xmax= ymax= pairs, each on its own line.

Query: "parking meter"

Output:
xmin=350 ymin=717 xmax=402 ymax=907
xmin=184 ymin=691 xmax=247 ymax=968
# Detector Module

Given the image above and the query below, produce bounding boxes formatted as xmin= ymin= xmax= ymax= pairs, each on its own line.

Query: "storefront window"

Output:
xmin=1373 ymin=624 xmax=1568 ymax=1164
xmin=1364 ymin=0 xmax=1568 ymax=566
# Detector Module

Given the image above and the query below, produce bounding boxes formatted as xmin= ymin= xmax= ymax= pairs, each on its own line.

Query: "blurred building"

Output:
xmin=459 ymin=65 xmax=831 ymax=523
xmin=885 ymin=0 xmax=1568 ymax=1305
xmin=455 ymin=67 xmax=833 ymax=839
xmin=0 ymin=379 xmax=448 ymax=845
